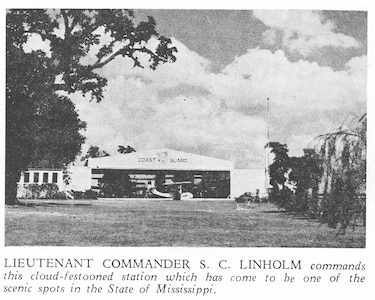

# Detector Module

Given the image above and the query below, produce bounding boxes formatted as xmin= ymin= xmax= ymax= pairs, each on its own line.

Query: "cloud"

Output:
xmin=98 ymin=38 xmax=212 ymax=90
xmin=73 ymin=38 xmax=366 ymax=168
xmin=253 ymin=10 xmax=361 ymax=56
xmin=217 ymin=49 xmax=366 ymax=112
xmin=262 ymin=29 xmax=278 ymax=45
xmin=216 ymin=50 xmax=366 ymax=153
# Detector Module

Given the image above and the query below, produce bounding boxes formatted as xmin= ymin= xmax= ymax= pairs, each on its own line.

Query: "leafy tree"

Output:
xmin=118 ymin=145 xmax=136 ymax=154
xmin=267 ymin=116 xmax=365 ymax=234
xmin=268 ymin=142 xmax=290 ymax=189
xmin=81 ymin=145 xmax=110 ymax=166
xmin=6 ymin=49 xmax=47 ymax=205
xmin=268 ymin=142 xmax=321 ymax=214
xmin=28 ymin=95 xmax=86 ymax=168
xmin=6 ymin=35 xmax=85 ymax=204
xmin=6 ymin=9 xmax=177 ymax=205
xmin=99 ymin=170 xmax=135 ymax=198
xmin=314 ymin=114 xmax=366 ymax=233
xmin=267 ymin=142 xmax=293 ymax=209
xmin=289 ymin=149 xmax=322 ymax=216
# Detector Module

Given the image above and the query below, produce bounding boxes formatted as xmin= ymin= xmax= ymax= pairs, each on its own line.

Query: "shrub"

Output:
xmin=72 ymin=189 xmax=98 ymax=200
xmin=50 ymin=191 xmax=69 ymax=200
xmin=72 ymin=191 xmax=85 ymax=199
xmin=84 ymin=189 xmax=98 ymax=199
xmin=235 ymin=192 xmax=254 ymax=203
xmin=19 ymin=183 xmax=60 ymax=199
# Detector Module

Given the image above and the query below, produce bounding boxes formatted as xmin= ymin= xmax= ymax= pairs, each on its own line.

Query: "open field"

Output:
xmin=5 ymin=199 xmax=365 ymax=247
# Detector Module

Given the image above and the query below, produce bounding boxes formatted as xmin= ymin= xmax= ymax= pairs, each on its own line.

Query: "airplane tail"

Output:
xmin=149 ymin=187 xmax=173 ymax=198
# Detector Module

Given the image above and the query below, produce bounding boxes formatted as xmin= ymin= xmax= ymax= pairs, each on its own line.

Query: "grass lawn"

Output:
xmin=5 ymin=199 xmax=365 ymax=247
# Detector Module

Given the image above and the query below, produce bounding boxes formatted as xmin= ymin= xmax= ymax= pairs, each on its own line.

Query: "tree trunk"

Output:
xmin=5 ymin=167 xmax=21 ymax=205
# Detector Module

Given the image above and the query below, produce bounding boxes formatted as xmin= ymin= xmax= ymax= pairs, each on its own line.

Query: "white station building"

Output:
xmin=18 ymin=148 xmax=266 ymax=199
xmin=17 ymin=166 xmax=92 ymax=198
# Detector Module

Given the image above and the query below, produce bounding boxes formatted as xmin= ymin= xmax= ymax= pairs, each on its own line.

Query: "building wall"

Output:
xmin=231 ymin=169 xmax=266 ymax=198
xmin=18 ymin=169 xmax=63 ymax=188
xmin=63 ymin=166 xmax=92 ymax=191
xmin=17 ymin=169 xmax=64 ymax=198
xmin=17 ymin=166 xmax=92 ymax=198
xmin=92 ymin=169 xmax=231 ymax=198
xmin=88 ymin=149 xmax=234 ymax=171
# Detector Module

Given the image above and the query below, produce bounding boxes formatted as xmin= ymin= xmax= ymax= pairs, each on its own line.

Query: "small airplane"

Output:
xmin=148 ymin=181 xmax=193 ymax=199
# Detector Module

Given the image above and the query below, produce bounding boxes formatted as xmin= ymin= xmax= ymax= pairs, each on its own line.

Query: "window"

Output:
xmin=43 ymin=173 xmax=49 ymax=183
xmin=24 ymin=172 xmax=30 ymax=183
xmin=52 ymin=172 xmax=58 ymax=183
xmin=33 ymin=172 xmax=39 ymax=183
xmin=194 ymin=175 xmax=202 ymax=185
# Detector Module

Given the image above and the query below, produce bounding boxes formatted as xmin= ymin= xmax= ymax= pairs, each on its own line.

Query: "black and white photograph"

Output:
xmin=4 ymin=8 xmax=368 ymax=248
xmin=2 ymin=2 xmax=374 ymax=299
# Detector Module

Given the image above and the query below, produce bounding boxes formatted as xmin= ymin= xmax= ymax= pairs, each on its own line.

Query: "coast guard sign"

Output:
xmin=88 ymin=148 xmax=233 ymax=171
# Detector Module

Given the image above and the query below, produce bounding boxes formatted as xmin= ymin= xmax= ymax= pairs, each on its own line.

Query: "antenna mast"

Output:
xmin=265 ymin=97 xmax=270 ymax=197
xmin=267 ymin=97 xmax=270 ymax=141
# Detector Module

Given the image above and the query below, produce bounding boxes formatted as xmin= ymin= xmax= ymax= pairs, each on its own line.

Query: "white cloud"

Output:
xmin=73 ymin=39 xmax=366 ymax=168
xmin=345 ymin=55 xmax=367 ymax=74
xmin=98 ymin=38 xmax=211 ymax=90
xmin=262 ymin=29 xmax=278 ymax=45
xmin=253 ymin=10 xmax=360 ymax=56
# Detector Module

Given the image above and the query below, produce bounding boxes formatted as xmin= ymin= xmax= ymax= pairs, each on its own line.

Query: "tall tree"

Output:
xmin=6 ymin=9 xmax=177 ymax=205
xmin=267 ymin=142 xmax=294 ymax=209
xmin=268 ymin=142 xmax=322 ymax=214
xmin=288 ymin=149 xmax=322 ymax=216
xmin=267 ymin=142 xmax=290 ymax=190
xmin=314 ymin=114 xmax=366 ymax=233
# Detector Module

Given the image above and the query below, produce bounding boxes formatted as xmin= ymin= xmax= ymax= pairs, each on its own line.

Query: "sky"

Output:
xmin=70 ymin=10 xmax=367 ymax=168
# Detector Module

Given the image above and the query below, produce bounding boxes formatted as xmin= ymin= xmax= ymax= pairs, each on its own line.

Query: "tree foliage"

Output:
xmin=268 ymin=114 xmax=366 ymax=234
xmin=289 ymin=149 xmax=322 ymax=216
xmin=99 ymin=170 xmax=135 ymax=198
xmin=313 ymin=114 xmax=366 ymax=233
xmin=118 ymin=145 xmax=136 ymax=154
xmin=27 ymin=95 xmax=86 ymax=168
xmin=267 ymin=142 xmax=293 ymax=210
xmin=8 ymin=9 xmax=177 ymax=102
xmin=6 ymin=29 xmax=86 ymax=204
xmin=268 ymin=142 xmax=290 ymax=190
xmin=81 ymin=145 xmax=110 ymax=166
xmin=6 ymin=9 xmax=177 ymax=205
xmin=268 ymin=142 xmax=321 ymax=215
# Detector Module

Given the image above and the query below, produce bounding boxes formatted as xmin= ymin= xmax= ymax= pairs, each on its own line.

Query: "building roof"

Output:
xmin=87 ymin=148 xmax=233 ymax=171
xmin=27 ymin=168 xmax=63 ymax=172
